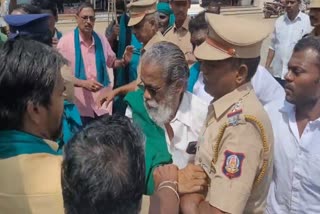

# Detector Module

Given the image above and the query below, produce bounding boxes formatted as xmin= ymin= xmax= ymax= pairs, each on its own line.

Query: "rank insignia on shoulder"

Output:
xmin=222 ymin=150 xmax=245 ymax=179
xmin=227 ymin=109 xmax=242 ymax=126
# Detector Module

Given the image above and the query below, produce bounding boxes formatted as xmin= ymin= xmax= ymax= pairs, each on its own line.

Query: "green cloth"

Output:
xmin=0 ymin=130 xmax=60 ymax=159
xmin=125 ymin=89 xmax=172 ymax=195
xmin=61 ymin=100 xmax=82 ymax=145
xmin=56 ymin=28 xmax=62 ymax=40
xmin=113 ymin=13 xmax=142 ymax=115
xmin=187 ymin=61 xmax=201 ymax=92
xmin=74 ymin=27 xmax=110 ymax=87
xmin=0 ymin=32 xmax=7 ymax=45
xmin=157 ymin=2 xmax=175 ymax=28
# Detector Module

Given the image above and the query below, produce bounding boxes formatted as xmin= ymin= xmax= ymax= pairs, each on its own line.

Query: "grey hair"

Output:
xmin=141 ymin=41 xmax=189 ymax=87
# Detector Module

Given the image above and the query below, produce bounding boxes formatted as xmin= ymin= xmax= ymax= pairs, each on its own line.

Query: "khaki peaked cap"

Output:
xmin=127 ymin=0 xmax=157 ymax=26
xmin=194 ymin=13 xmax=272 ymax=60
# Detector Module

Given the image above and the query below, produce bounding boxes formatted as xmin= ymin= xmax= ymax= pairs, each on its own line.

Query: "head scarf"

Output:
xmin=156 ymin=2 xmax=175 ymax=28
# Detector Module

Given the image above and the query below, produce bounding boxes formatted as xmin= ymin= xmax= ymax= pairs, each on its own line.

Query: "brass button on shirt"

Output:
xmin=195 ymin=83 xmax=274 ymax=214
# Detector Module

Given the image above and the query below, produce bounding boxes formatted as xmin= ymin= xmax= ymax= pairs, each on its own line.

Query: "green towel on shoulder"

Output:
xmin=125 ymin=89 xmax=172 ymax=195
xmin=0 ymin=130 xmax=60 ymax=159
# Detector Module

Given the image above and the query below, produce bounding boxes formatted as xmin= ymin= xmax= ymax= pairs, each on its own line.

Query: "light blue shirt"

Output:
xmin=265 ymin=100 xmax=320 ymax=214
xmin=270 ymin=11 xmax=313 ymax=79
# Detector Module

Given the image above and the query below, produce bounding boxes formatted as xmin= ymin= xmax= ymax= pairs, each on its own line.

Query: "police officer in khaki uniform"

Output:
xmin=127 ymin=0 xmax=166 ymax=56
xmin=127 ymin=0 xmax=166 ymax=81
xmin=308 ymin=0 xmax=320 ymax=37
xmin=164 ymin=0 xmax=195 ymax=65
xmin=97 ymin=0 xmax=167 ymax=105
xmin=179 ymin=13 xmax=274 ymax=214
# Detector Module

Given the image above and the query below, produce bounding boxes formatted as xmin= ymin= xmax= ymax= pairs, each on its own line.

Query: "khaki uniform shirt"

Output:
xmin=0 ymin=140 xmax=64 ymax=214
xmin=164 ymin=17 xmax=194 ymax=64
xmin=136 ymin=31 xmax=166 ymax=83
xmin=195 ymin=83 xmax=274 ymax=214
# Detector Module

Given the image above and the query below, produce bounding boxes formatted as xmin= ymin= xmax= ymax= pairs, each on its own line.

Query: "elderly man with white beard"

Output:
xmin=125 ymin=41 xmax=208 ymax=196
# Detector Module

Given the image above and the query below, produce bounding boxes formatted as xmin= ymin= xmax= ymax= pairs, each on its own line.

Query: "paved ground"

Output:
xmin=56 ymin=13 xmax=277 ymax=65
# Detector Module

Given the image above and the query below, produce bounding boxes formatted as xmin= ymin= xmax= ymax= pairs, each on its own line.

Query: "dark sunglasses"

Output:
xmin=137 ymin=82 xmax=164 ymax=97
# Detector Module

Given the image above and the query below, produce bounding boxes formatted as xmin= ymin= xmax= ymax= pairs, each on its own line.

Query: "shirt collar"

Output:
xmin=279 ymin=100 xmax=295 ymax=114
xmin=79 ymin=33 xmax=95 ymax=47
xmin=174 ymin=16 xmax=190 ymax=31
xmin=280 ymin=100 xmax=320 ymax=123
xmin=171 ymin=92 xmax=193 ymax=128
xmin=285 ymin=11 xmax=303 ymax=22
xmin=142 ymin=31 xmax=165 ymax=55
xmin=43 ymin=139 xmax=59 ymax=151
xmin=212 ymin=82 xmax=253 ymax=119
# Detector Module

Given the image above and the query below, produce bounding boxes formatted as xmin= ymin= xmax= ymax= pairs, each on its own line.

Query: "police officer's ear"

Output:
xmin=236 ymin=64 xmax=249 ymax=85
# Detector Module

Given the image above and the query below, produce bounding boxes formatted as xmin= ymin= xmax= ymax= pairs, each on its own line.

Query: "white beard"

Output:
xmin=145 ymin=99 xmax=174 ymax=126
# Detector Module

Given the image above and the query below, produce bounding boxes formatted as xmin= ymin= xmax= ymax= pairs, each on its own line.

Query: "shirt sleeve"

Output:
xmin=100 ymin=34 xmax=116 ymax=68
xmin=208 ymin=121 xmax=263 ymax=214
xmin=251 ymin=66 xmax=285 ymax=105
xmin=269 ymin=27 xmax=276 ymax=50
xmin=99 ymin=34 xmax=115 ymax=88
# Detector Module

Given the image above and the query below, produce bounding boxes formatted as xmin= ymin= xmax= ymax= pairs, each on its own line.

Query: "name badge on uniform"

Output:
xmin=222 ymin=150 xmax=245 ymax=179
xmin=227 ymin=109 xmax=242 ymax=126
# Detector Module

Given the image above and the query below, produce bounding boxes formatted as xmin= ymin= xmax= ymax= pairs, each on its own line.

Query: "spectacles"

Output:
xmin=137 ymin=81 xmax=165 ymax=97
xmin=79 ymin=16 xmax=96 ymax=22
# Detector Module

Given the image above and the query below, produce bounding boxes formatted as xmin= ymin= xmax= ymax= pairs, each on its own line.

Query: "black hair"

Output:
xmin=0 ymin=39 xmax=68 ymax=130
xmin=34 ymin=0 xmax=58 ymax=19
xmin=62 ymin=114 xmax=145 ymax=214
xmin=12 ymin=3 xmax=41 ymax=14
xmin=228 ymin=56 xmax=261 ymax=81
xmin=294 ymin=36 xmax=320 ymax=66
xmin=10 ymin=3 xmax=52 ymax=46
xmin=189 ymin=11 xmax=207 ymax=35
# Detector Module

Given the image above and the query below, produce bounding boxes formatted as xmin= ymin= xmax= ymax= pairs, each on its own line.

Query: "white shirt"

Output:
xmin=192 ymin=72 xmax=212 ymax=104
xmin=126 ymin=92 xmax=208 ymax=169
xmin=192 ymin=65 xmax=285 ymax=106
xmin=265 ymin=100 xmax=320 ymax=214
xmin=251 ymin=65 xmax=285 ymax=106
xmin=270 ymin=11 xmax=312 ymax=79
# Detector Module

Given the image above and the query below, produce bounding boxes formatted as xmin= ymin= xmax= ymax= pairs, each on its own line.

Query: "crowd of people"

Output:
xmin=0 ymin=0 xmax=319 ymax=213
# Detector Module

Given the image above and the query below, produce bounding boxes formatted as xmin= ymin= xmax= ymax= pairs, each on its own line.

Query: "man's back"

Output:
xmin=0 ymin=136 xmax=63 ymax=214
